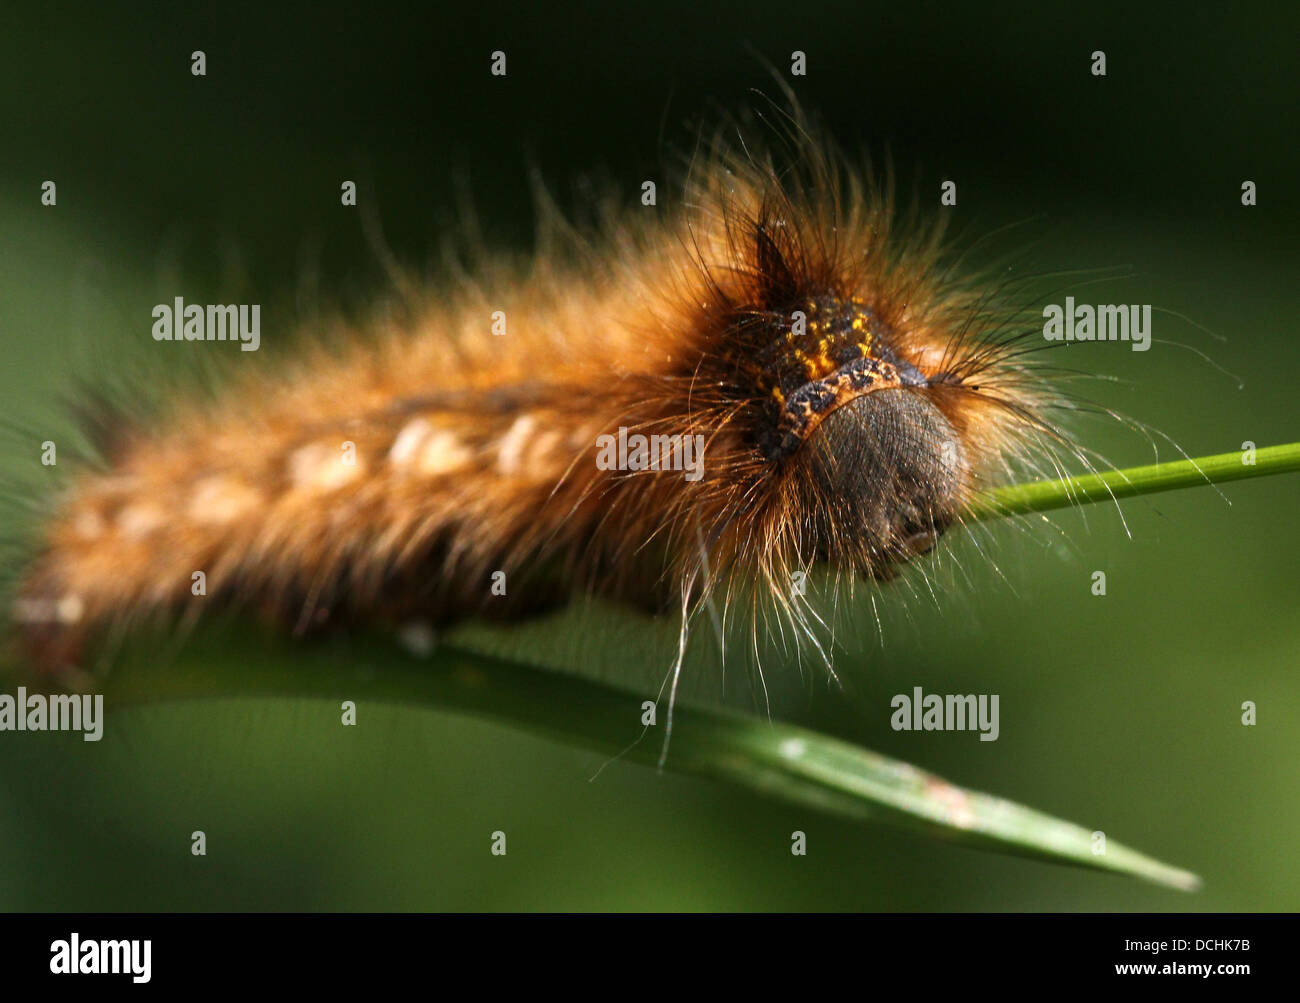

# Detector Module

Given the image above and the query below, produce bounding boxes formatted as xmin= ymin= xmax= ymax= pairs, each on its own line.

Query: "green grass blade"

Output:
xmin=93 ymin=624 xmax=1201 ymax=892
xmin=970 ymin=442 xmax=1300 ymax=520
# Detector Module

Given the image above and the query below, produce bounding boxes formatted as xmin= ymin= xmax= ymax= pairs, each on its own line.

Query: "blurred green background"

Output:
xmin=1 ymin=1 xmax=1297 ymax=910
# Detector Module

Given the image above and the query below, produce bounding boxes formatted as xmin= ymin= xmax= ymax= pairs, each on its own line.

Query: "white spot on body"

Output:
xmin=116 ymin=502 xmax=167 ymax=539
xmin=189 ymin=476 xmax=262 ymax=523
xmin=72 ymin=509 xmax=106 ymax=540
xmin=420 ymin=431 xmax=473 ymax=475
xmin=528 ymin=429 xmax=564 ymax=473
xmin=389 ymin=418 xmax=433 ymax=466
xmin=496 ymin=414 xmax=538 ymax=475
xmin=387 ymin=418 xmax=473 ymax=476
xmin=290 ymin=442 xmax=364 ymax=491
xmin=569 ymin=422 xmax=601 ymax=449
xmin=57 ymin=594 xmax=84 ymax=623
xmin=13 ymin=594 xmax=84 ymax=624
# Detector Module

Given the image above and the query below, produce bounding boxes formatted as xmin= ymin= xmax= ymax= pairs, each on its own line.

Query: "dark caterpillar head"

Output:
xmin=730 ymin=280 xmax=972 ymax=578
xmin=677 ymin=118 xmax=1058 ymax=591
xmin=802 ymin=388 xmax=967 ymax=577
xmin=724 ymin=227 xmax=975 ymax=579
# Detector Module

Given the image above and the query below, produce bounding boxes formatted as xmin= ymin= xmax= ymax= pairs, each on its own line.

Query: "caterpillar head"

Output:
xmin=803 ymin=387 xmax=967 ymax=576
xmin=679 ymin=150 xmax=1055 ymax=588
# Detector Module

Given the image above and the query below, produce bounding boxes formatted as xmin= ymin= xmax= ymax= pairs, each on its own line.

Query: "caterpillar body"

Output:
xmin=13 ymin=110 xmax=1066 ymax=698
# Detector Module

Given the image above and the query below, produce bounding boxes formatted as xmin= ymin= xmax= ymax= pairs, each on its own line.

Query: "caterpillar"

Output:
xmin=11 ymin=104 xmax=1073 ymax=737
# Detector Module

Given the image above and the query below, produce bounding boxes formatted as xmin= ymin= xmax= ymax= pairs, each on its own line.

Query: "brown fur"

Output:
xmin=14 ymin=111 xmax=1062 ymax=676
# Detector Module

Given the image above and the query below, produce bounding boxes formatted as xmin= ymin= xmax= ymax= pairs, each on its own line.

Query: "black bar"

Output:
xmin=0 ymin=913 xmax=1290 ymax=989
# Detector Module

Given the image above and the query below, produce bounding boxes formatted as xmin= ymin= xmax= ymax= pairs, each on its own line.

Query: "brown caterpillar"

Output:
xmin=12 ymin=106 xmax=1071 ymax=728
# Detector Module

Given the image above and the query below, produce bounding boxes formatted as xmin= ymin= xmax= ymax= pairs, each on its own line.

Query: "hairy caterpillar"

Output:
xmin=12 ymin=106 xmax=1073 ymax=738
